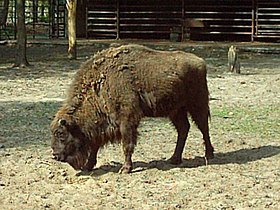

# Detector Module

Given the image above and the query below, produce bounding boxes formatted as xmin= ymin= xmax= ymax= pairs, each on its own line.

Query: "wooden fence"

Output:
xmin=86 ymin=0 xmax=280 ymax=41
xmin=254 ymin=0 xmax=280 ymax=39
xmin=1 ymin=0 xmax=279 ymax=41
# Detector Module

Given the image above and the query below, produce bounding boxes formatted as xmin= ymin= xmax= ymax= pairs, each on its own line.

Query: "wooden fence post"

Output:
xmin=67 ymin=0 xmax=77 ymax=59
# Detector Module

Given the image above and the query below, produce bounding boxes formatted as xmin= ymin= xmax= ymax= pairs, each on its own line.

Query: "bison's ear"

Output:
xmin=58 ymin=119 xmax=67 ymax=126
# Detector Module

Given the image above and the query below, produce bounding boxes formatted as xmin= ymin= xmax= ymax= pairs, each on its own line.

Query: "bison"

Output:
xmin=50 ymin=44 xmax=214 ymax=173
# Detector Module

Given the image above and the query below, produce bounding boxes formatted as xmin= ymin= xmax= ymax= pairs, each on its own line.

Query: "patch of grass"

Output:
xmin=211 ymin=105 xmax=280 ymax=138
xmin=1 ymin=99 xmax=278 ymax=149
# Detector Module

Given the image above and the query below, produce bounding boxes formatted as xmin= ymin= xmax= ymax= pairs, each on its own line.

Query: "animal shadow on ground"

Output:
xmin=78 ymin=145 xmax=280 ymax=176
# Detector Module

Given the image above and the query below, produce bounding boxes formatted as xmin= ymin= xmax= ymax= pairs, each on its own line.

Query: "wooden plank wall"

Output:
xmin=184 ymin=0 xmax=252 ymax=41
xmin=119 ymin=0 xmax=182 ymax=40
xmin=254 ymin=0 xmax=280 ymax=39
xmin=86 ymin=0 xmax=280 ymax=41
xmin=87 ymin=0 xmax=118 ymax=39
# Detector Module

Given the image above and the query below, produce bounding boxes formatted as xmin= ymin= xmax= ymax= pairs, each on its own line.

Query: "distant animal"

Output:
xmin=183 ymin=18 xmax=207 ymax=40
xmin=184 ymin=18 xmax=206 ymax=28
xmin=50 ymin=44 xmax=214 ymax=173
xmin=228 ymin=45 xmax=240 ymax=73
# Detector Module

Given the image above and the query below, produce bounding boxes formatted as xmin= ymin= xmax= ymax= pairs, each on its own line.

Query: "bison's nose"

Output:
xmin=52 ymin=151 xmax=66 ymax=162
xmin=52 ymin=152 xmax=59 ymax=160
xmin=52 ymin=153 xmax=59 ymax=160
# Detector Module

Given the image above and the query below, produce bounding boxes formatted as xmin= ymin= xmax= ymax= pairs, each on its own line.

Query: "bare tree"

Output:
xmin=0 ymin=0 xmax=9 ymax=26
xmin=15 ymin=0 xmax=29 ymax=67
xmin=67 ymin=0 xmax=77 ymax=59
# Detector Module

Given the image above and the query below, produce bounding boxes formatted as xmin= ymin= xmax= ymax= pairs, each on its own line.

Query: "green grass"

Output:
xmin=211 ymin=105 xmax=280 ymax=138
xmin=1 ymin=99 xmax=279 ymax=149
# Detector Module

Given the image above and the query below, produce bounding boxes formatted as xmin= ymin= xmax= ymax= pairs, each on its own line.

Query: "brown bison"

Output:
xmin=50 ymin=44 xmax=214 ymax=173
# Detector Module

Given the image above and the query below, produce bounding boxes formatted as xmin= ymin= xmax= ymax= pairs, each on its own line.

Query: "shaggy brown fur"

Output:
xmin=50 ymin=44 xmax=214 ymax=173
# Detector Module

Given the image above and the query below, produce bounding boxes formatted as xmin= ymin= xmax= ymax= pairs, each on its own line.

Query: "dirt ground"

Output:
xmin=0 ymin=40 xmax=279 ymax=210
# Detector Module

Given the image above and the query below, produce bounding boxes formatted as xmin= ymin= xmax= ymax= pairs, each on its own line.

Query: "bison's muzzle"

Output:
xmin=52 ymin=151 xmax=66 ymax=162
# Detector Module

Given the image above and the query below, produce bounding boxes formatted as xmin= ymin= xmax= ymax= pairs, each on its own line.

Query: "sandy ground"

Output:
xmin=0 ymin=41 xmax=280 ymax=209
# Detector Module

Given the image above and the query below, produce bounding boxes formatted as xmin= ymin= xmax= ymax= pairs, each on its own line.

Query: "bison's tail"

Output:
xmin=188 ymin=70 xmax=211 ymax=126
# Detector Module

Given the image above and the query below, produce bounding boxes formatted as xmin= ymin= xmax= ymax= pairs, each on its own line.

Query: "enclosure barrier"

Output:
xmin=0 ymin=0 xmax=280 ymax=41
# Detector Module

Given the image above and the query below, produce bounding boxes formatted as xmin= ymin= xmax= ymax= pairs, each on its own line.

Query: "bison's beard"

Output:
xmin=66 ymin=152 xmax=88 ymax=170
xmin=65 ymin=147 xmax=92 ymax=170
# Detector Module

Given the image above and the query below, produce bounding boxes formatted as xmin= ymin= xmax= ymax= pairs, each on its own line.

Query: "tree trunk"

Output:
xmin=0 ymin=0 xmax=9 ymax=26
xmin=67 ymin=0 xmax=77 ymax=59
xmin=15 ymin=0 xmax=29 ymax=67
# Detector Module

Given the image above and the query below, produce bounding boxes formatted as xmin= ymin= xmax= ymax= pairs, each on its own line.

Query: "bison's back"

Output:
xmin=68 ymin=44 xmax=209 ymax=119
xmin=112 ymin=45 xmax=209 ymax=117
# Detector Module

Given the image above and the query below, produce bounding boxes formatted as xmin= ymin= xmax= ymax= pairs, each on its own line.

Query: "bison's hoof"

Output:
xmin=168 ymin=156 xmax=182 ymax=165
xmin=205 ymin=151 xmax=214 ymax=159
xmin=119 ymin=165 xmax=132 ymax=174
xmin=82 ymin=165 xmax=94 ymax=171
xmin=81 ymin=168 xmax=93 ymax=173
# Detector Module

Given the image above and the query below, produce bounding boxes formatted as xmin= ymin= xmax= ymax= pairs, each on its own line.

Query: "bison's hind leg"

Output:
xmin=168 ymin=109 xmax=190 ymax=165
xmin=191 ymin=109 xmax=214 ymax=159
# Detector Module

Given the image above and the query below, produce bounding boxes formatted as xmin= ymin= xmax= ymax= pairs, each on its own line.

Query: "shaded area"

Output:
xmin=0 ymin=42 xmax=108 ymax=64
xmin=0 ymin=60 xmax=80 ymax=80
xmin=78 ymin=145 xmax=280 ymax=176
xmin=1 ymin=42 xmax=280 ymax=79
xmin=0 ymin=101 xmax=61 ymax=148
xmin=0 ymin=45 xmax=83 ymax=80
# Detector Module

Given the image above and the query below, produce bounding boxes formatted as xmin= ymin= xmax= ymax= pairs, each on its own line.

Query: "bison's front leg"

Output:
xmin=119 ymin=122 xmax=138 ymax=174
xmin=82 ymin=147 xmax=99 ymax=171
xmin=119 ymin=143 xmax=134 ymax=174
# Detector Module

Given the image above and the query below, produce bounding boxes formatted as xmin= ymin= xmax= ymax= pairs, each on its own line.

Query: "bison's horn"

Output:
xmin=59 ymin=119 xmax=67 ymax=126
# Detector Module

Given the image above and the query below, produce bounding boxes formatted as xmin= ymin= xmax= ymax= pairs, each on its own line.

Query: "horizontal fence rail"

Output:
xmin=254 ymin=0 xmax=280 ymax=39
xmin=86 ymin=0 xmax=280 ymax=41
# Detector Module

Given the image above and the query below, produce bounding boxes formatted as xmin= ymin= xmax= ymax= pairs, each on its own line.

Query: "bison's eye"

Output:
xmin=54 ymin=131 xmax=67 ymax=142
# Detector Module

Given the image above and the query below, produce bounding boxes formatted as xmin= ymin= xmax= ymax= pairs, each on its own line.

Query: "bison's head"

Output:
xmin=50 ymin=115 xmax=97 ymax=171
